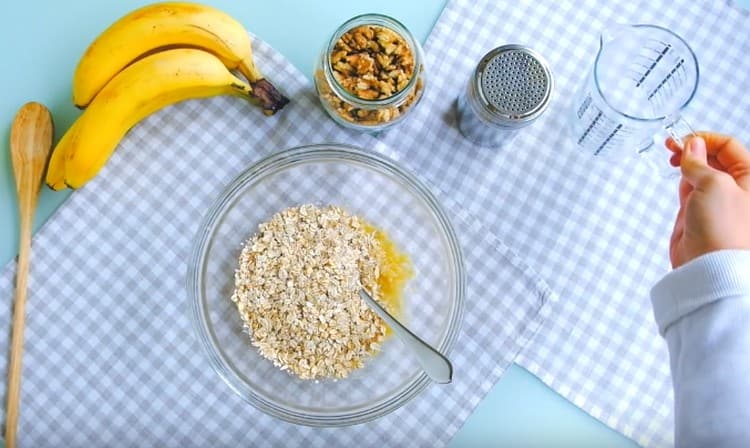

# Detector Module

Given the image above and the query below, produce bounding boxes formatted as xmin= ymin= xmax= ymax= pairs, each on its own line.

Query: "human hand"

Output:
xmin=665 ymin=132 xmax=750 ymax=268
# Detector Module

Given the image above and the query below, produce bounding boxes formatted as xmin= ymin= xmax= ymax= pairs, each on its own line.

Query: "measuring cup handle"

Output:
xmin=665 ymin=118 xmax=697 ymax=150
xmin=638 ymin=116 xmax=696 ymax=179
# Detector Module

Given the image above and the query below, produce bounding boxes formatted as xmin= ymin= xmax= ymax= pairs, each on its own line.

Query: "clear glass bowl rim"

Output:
xmin=187 ymin=143 xmax=466 ymax=426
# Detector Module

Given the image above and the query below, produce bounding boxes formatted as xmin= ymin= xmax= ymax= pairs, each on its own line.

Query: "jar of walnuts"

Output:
xmin=314 ymin=14 xmax=426 ymax=132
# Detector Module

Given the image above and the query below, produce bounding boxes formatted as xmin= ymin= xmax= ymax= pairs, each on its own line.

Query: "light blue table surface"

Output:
xmin=1 ymin=1 xmax=747 ymax=447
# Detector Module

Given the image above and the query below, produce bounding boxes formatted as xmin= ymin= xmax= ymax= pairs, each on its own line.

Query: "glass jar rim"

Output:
xmin=323 ymin=13 xmax=423 ymax=108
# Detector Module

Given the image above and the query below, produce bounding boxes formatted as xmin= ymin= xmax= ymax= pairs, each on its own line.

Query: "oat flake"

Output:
xmin=231 ymin=204 xmax=389 ymax=380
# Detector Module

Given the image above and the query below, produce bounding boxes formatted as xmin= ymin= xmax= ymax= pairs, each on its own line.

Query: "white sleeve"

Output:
xmin=651 ymin=250 xmax=750 ymax=448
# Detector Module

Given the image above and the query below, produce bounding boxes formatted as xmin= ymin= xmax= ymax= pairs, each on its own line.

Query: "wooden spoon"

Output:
xmin=5 ymin=102 xmax=53 ymax=448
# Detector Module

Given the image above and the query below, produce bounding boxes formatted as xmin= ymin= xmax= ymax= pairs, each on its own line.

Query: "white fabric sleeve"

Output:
xmin=651 ymin=250 xmax=750 ymax=448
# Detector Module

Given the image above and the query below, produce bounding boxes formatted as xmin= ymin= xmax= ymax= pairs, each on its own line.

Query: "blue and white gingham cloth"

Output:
xmin=0 ymin=35 xmax=550 ymax=448
xmin=375 ymin=0 xmax=750 ymax=446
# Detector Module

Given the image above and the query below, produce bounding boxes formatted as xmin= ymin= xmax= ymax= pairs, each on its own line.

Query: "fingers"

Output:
xmin=694 ymin=131 xmax=750 ymax=189
xmin=667 ymin=137 xmax=721 ymax=169
xmin=665 ymin=136 xmax=696 ymax=166
xmin=680 ymin=137 xmax=717 ymax=190
xmin=669 ymin=148 xmax=682 ymax=167
xmin=694 ymin=131 xmax=748 ymax=158
xmin=669 ymin=132 xmax=750 ymax=190
xmin=665 ymin=137 xmax=688 ymax=171
xmin=665 ymin=136 xmax=682 ymax=154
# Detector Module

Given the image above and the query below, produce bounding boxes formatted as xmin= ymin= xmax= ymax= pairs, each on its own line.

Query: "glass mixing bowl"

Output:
xmin=187 ymin=144 xmax=464 ymax=426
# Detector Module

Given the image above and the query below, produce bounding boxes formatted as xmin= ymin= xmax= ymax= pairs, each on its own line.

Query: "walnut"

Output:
xmin=315 ymin=23 xmax=424 ymax=127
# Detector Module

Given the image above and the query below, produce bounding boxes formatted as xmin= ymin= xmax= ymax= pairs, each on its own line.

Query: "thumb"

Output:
xmin=681 ymin=137 xmax=717 ymax=188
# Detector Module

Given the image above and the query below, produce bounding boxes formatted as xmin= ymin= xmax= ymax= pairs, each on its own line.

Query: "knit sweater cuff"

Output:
xmin=650 ymin=250 xmax=750 ymax=335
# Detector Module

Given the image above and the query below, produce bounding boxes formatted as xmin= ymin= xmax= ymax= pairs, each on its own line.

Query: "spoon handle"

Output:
xmin=5 ymin=212 xmax=33 ymax=448
xmin=359 ymin=290 xmax=453 ymax=384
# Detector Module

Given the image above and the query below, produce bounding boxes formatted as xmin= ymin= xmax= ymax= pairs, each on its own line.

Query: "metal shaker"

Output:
xmin=457 ymin=44 xmax=554 ymax=147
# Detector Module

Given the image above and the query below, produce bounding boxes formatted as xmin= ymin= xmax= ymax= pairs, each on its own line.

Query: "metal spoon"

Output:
xmin=359 ymin=289 xmax=453 ymax=384
xmin=6 ymin=102 xmax=54 ymax=448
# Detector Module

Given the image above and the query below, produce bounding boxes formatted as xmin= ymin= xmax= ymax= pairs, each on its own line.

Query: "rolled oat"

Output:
xmin=231 ymin=204 xmax=399 ymax=380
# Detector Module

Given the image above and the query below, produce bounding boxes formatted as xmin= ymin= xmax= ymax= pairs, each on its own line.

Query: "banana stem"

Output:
xmin=238 ymin=59 xmax=289 ymax=115
xmin=251 ymin=79 xmax=290 ymax=116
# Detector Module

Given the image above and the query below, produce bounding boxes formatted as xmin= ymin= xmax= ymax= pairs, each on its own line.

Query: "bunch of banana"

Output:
xmin=47 ymin=2 xmax=289 ymax=190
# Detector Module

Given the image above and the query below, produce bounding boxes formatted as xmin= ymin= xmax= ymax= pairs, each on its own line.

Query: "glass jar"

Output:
xmin=314 ymin=14 xmax=426 ymax=132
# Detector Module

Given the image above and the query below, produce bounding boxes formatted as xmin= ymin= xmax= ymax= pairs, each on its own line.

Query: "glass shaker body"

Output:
xmin=457 ymin=45 xmax=553 ymax=148
xmin=457 ymin=78 xmax=521 ymax=147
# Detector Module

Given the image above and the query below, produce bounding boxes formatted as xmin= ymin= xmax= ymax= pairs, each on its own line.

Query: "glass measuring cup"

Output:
xmin=569 ymin=24 xmax=699 ymax=176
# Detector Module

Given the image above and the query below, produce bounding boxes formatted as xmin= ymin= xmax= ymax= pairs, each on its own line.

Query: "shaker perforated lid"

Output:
xmin=473 ymin=44 xmax=554 ymax=126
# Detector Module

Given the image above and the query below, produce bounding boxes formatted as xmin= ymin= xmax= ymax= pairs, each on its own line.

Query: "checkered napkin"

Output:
xmin=375 ymin=0 xmax=750 ymax=446
xmin=0 ymin=37 xmax=552 ymax=446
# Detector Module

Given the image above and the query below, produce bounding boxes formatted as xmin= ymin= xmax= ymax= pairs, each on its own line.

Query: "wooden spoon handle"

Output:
xmin=5 ymin=214 xmax=33 ymax=448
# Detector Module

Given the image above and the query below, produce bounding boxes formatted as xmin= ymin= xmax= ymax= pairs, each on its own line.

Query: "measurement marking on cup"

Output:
xmin=577 ymin=94 xmax=592 ymax=119
xmin=578 ymin=110 xmax=603 ymax=145
xmin=648 ymin=58 xmax=685 ymax=101
xmin=635 ymin=43 xmax=671 ymax=87
xmin=594 ymin=124 xmax=623 ymax=156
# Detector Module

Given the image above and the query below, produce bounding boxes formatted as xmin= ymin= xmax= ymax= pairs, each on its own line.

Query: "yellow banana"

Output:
xmin=47 ymin=48 xmax=256 ymax=190
xmin=72 ymin=1 xmax=288 ymax=114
